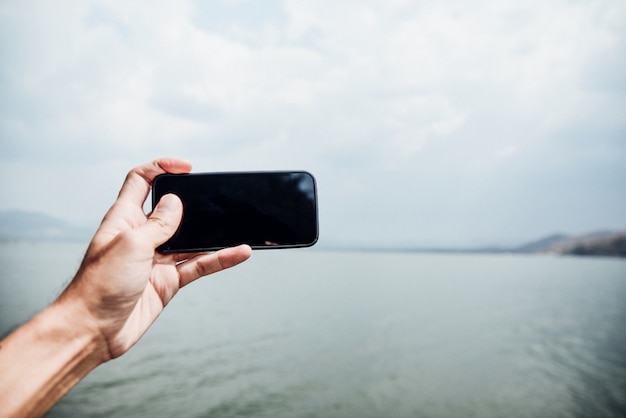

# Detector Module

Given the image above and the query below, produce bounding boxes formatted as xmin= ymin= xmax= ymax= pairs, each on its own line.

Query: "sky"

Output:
xmin=0 ymin=0 xmax=625 ymax=248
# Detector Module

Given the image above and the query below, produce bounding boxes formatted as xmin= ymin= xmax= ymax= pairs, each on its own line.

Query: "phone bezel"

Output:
xmin=152 ymin=171 xmax=319 ymax=253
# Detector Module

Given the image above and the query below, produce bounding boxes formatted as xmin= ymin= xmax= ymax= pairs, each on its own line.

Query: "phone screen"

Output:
xmin=152 ymin=171 xmax=318 ymax=253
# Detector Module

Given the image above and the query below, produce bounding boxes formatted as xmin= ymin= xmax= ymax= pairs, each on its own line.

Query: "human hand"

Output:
xmin=60 ymin=158 xmax=252 ymax=360
xmin=0 ymin=158 xmax=252 ymax=417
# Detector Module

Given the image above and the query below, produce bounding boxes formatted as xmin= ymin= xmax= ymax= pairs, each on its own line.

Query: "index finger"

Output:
xmin=176 ymin=245 xmax=252 ymax=287
xmin=117 ymin=158 xmax=192 ymax=206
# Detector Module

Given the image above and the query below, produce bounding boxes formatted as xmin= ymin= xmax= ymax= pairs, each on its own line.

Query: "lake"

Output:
xmin=1 ymin=242 xmax=625 ymax=417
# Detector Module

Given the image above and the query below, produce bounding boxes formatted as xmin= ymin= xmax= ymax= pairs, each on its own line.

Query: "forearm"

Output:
xmin=0 ymin=298 xmax=108 ymax=418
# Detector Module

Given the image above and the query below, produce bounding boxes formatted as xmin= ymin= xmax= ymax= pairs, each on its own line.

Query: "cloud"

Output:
xmin=1 ymin=0 xmax=625 ymax=245
xmin=495 ymin=144 xmax=518 ymax=159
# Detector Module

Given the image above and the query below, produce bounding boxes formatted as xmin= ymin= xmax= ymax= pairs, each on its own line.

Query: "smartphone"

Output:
xmin=152 ymin=171 xmax=318 ymax=253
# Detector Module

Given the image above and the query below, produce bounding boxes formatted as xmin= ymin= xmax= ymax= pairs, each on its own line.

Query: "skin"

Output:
xmin=0 ymin=158 xmax=252 ymax=417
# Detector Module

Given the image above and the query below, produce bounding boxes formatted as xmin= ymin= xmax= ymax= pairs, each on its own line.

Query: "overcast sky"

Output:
xmin=1 ymin=0 xmax=625 ymax=247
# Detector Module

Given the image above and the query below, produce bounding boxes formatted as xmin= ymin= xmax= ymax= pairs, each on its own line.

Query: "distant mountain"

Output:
xmin=326 ymin=230 xmax=626 ymax=258
xmin=0 ymin=210 xmax=92 ymax=242
xmin=514 ymin=233 xmax=570 ymax=253
xmin=560 ymin=233 xmax=626 ymax=257
xmin=3 ymin=209 xmax=623 ymax=257
xmin=514 ymin=230 xmax=626 ymax=257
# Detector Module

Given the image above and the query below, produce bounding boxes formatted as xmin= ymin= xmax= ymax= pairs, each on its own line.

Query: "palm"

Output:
xmin=71 ymin=159 xmax=250 ymax=359
xmin=90 ymin=201 xmax=193 ymax=354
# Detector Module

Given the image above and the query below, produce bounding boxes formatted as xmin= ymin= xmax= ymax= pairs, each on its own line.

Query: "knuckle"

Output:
xmin=151 ymin=214 xmax=173 ymax=231
xmin=194 ymin=259 xmax=209 ymax=277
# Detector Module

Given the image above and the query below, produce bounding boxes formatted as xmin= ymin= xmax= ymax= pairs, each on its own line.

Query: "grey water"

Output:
xmin=1 ymin=242 xmax=625 ymax=417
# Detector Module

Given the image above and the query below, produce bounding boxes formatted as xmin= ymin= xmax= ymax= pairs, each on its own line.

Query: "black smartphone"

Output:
xmin=152 ymin=171 xmax=318 ymax=253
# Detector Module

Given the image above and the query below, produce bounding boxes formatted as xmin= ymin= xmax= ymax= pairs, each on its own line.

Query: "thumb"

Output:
xmin=140 ymin=193 xmax=183 ymax=247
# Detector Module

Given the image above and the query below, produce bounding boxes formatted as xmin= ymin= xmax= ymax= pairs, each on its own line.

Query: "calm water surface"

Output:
xmin=1 ymin=242 xmax=625 ymax=417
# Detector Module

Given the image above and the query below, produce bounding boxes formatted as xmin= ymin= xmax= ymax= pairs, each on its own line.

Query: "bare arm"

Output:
xmin=0 ymin=298 xmax=106 ymax=417
xmin=0 ymin=158 xmax=251 ymax=417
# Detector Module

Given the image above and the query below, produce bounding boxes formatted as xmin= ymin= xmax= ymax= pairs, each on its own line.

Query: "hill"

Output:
xmin=0 ymin=210 xmax=92 ymax=242
xmin=514 ymin=231 xmax=626 ymax=257
xmin=2 ymin=209 xmax=624 ymax=257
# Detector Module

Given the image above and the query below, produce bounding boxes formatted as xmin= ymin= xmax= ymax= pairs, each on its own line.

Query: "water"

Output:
xmin=1 ymin=242 xmax=625 ymax=417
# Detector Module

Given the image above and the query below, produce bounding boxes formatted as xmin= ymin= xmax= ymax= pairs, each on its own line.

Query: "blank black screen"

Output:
xmin=152 ymin=172 xmax=318 ymax=252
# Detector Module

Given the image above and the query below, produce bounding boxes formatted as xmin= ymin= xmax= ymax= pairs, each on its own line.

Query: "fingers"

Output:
xmin=117 ymin=158 xmax=192 ymax=207
xmin=177 ymin=245 xmax=252 ymax=287
xmin=135 ymin=194 xmax=184 ymax=247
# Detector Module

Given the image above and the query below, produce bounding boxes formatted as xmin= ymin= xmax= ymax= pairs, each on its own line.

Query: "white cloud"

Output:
xmin=495 ymin=144 xmax=518 ymax=159
xmin=1 ymin=0 xmax=625 ymax=244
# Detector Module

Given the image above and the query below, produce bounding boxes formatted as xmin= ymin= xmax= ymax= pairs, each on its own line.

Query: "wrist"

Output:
xmin=50 ymin=292 xmax=112 ymax=364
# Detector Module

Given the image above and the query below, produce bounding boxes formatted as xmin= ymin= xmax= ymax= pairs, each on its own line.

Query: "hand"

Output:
xmin=61 ymin=158 xmax=252 ymax=359
xmin=0 ymin=158 xmax=252 ymax=417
